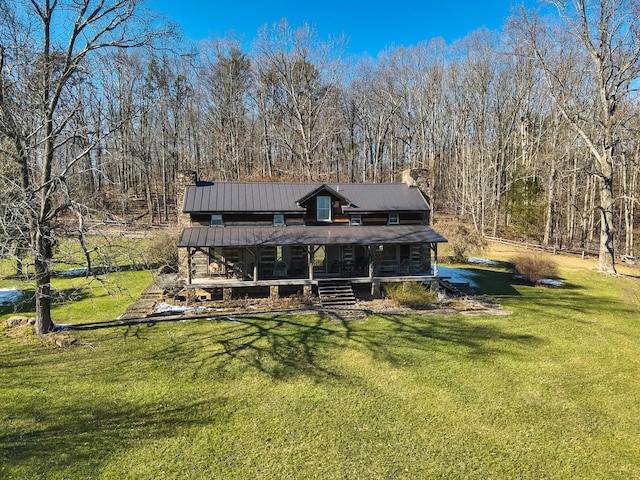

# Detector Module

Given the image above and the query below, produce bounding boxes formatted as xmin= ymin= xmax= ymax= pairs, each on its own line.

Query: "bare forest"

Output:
xmin=1 ymin=0 xmax=640 ymax=333
xmin=40 ymin=8 xmax=640 ymax=260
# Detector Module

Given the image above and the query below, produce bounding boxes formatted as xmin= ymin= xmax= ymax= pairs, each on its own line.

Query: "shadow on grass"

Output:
xmin=463 ymin=266 xmax=581 ymax=295
xmin=334 ymin=311 xmax=542 ymax=367
xmin=26 ymin=265 xmax=625 ymax=385
xmin=48 ymin=315 xmax=343 ymax=383
xmin=469 ymin=268 xmax=522 ymax=296
xmin=67 ymin=309 xmax=545 ymax=383
xmin=0 ymin=392 xmax=226 ymax=475
xmin=467 ymin=266 xmax=640 ymax=324
xmin=144 ymin=315 xmax=343 ymax=382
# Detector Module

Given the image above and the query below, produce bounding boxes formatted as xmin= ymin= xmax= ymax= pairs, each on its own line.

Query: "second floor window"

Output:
xmin=210 ymin=214 xmax=223 ymax=226
xmin=317 ymin=196 xmax=331 ymax=222
xmin=350 ymin=214 xmax=362 ymax=225
xmin=273 ymin=214 xmax=285 ymax=226
xmin=388 ymin=213 xmax=399 ymax=225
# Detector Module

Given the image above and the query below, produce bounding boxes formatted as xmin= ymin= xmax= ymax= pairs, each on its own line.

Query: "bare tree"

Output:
xmin=515 ymin=0 xmax=640 ymax=274
xmin=201 ymin=39 xmax=252 ymax=180
xmin=253 ymin=20 xmax=344 ymax=181
xmin=0 ymin=0 xmax=170 ymax=334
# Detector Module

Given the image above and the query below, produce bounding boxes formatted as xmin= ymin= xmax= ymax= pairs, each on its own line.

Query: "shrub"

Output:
xmin=145 ymin=232 xmax=178 ymax=268
xmin=510 ymin=253 xmax=558 ymax=284
xmin=385 ymin=282 xmax=438 ymax=309
xmin=154 ymin=273 xmax=183 ymax=297
xmin=435 ymin=221 xmax=486 ymax=263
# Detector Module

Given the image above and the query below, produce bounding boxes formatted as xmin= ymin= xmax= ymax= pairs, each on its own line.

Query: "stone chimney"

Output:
xmin=400 ymin=168 xmax=432 ymax=225
xmin=177 ymin=170 xmax=197 ymax=280
xmin=176 ymin=170 xmax=197 ymax=227
xmin=400 ymin=168 xmax=430 ymax=198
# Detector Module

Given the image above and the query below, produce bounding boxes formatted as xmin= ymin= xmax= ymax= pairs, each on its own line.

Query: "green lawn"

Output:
xmin=1 ymin=248 xmax=640 ymax=479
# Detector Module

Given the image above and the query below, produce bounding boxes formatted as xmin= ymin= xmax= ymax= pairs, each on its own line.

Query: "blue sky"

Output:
xmin=151 ymin=0 xmax=525 ymax=57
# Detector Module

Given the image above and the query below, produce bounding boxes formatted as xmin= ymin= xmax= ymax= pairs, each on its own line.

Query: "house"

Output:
xmin=176 ymin=169 xmax=447 ymax=302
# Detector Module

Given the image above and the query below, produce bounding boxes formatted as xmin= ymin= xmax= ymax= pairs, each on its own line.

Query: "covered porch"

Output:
xmin=178 ymin=225 xmax=447 ymax=296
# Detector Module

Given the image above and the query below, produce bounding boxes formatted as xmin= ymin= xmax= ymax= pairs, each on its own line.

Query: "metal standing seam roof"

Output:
xmin=178 ymin=225 xmax=447 ymax=248
xmin=182 ymin=182 xmax=430 ymax=213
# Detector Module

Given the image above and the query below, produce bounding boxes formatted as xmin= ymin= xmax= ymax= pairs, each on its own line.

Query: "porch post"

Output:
xmin=308 ymin=245 xmax=314 ymax=281
xmin=432 ymin=242 xmax=439 ymax=276
xmin=187 ymin=248 xmax=193 ymax=285
xmin=270 ymin=285 xmax=280 ymax=300
xmin=253 ymin=247 xmax=260 ymax=281
xmin=368 ymin=245 xmax=380 ymax=298
xmin=371 ymin=281 xmax=381 ymax=299
xmin=430 ymin=243 xmax=440 ymax=291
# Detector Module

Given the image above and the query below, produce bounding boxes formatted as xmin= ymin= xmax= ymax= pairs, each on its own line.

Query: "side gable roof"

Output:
xmin=182 ymin=182 xmax=429 ymax=213
xmin=183 ymin=183 xmax=308 ymax=214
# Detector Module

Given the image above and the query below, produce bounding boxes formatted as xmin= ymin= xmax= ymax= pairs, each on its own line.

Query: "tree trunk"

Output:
xmin=543 ymin=158 xmax=557 ymax=246
xmin=33 ymin=230 xmax=54 ymax=334
xmin=598 ymin=175 xmax=617 ymax=274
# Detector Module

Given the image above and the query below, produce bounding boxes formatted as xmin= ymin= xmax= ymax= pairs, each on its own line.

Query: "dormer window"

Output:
xmin=388 ymin=213 xmax=399 ymax=225
xmin=317 ymin=196 xmax=331 ymax=222
xmin=350 ymin=214 xmax=362 ymax=226
xmin=210 ymin=214 xmax=223 ymax=226
xmin=273 ymin=214 xmax=285 ymax=226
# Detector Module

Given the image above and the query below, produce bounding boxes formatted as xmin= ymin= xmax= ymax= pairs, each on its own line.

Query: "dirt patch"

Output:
xmin=142 ymin=290 xmax=510 ymax=321
xmin=3 ymin=316 xmax=78 ymax=347
xmin=439 ymin=296 xmax=511 ymax=316
xmin=353 ymin=296 xmax=510 ymax=316
xmin=148 ymin=292 xmax=318 ymax=317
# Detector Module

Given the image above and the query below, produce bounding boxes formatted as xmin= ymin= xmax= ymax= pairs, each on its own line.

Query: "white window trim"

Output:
xmin=317 ymin=196 xmax=331 ymax=222
xmin=273 ymin=213 xmax=285 ymax=226
xmin=388 ymin=213 xmax=399 ymax=225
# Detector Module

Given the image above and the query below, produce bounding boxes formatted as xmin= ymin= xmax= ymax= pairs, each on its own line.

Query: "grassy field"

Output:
xmin=1 ymin=244 xmax=640 ymax=478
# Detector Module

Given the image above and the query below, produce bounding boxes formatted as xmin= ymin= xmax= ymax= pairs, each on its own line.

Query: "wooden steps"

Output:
xmin=317 ymin=280 xmax=356 ymax=307
xmin=439 ymin=279 xmax=473 ymax=297
xmin=118 ymin=283 xmax=164 ymax=320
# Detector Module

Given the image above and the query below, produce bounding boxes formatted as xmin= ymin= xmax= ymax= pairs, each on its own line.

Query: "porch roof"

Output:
xmin=178 ymin=225 xmax=447 ymax=248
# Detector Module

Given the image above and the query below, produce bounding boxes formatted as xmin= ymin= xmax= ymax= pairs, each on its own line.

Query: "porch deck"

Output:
xmin=187 ymin=274 xmax=439 ymax=289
